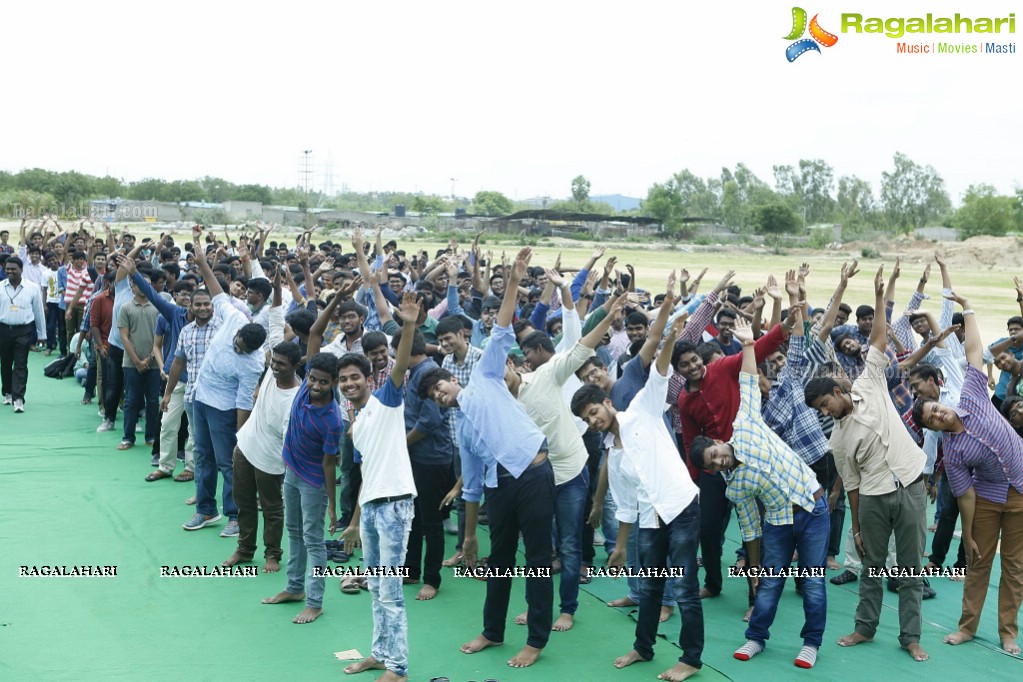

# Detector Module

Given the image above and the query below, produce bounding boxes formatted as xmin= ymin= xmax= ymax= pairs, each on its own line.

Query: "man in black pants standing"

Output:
xmin=0 ymin=257 xmax=47 ymax=413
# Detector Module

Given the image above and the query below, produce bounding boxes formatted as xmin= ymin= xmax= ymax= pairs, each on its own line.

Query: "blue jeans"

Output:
xmin=628 ymin=518 xmax=675 ymax=606
xmin=634 ymin=499 xmax=703 ymax=668
xmin=283 ymin=468 xmax=328 ymax=609
xmin=192 ymin=400 xmax=238 ymax=520
xmin=122 ymin=366 xmax=161 ymax=444
xmin=555 ymin=467 xmax=588 ymax=615
xmin=746 ymin=496 xmax=830 ymax=648
xmin=361 ymin=498 xmax=414 ymax=678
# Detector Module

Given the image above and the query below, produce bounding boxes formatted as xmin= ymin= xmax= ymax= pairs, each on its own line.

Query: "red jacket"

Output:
xmin=678 ymin=323 xmax=787 ymax=479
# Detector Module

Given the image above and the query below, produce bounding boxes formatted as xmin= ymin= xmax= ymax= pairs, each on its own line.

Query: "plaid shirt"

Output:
xmin=727 ymin=372 xmax=820 ymax=541
xmin=443 ymin=344 xmax=482 ymax=446
xmin=804 ymin=336 xmax=837 ymax=437
xmin=175 ymin=318 xmax=222 ymax=403
xmin=944 ymin=365 xmax=1023 ymax=504
xmin=762 ymin=335 xmax=829 ymax=466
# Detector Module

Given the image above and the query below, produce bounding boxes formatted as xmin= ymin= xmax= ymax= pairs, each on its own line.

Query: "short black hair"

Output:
xmin=418 ymin=367 xmax=454 ymax=400
xmin=520 ymin=331 xmax=555 ymax=355
xmin=575 ymin=355 xmax=605 ymax=378
xmin=672 ymin=340 xmax=699 ymax=368
xmin=390 ymin=328 xmax=427 ymax=356
xmin=716 ymin=308 xmax=737 ymax=323
xmin=804 ymin=377 xmax=841 ymax=408
xmin=362 ymin=331 xmax=388 ymax=353
xmin=911 ymin=396 xmax=938 ymax=428
xmin=855 ymin=305 xmax=874 ymax=320
xmin=688 ymin=435 xmax=716 ymax=470
xmin=190 ymin=288 xmax=212 ymax=302
xmin=1000 ymin=395 xmax=1023 ymax=421
xmin=696 ymin=342 xmax=722 ymax=365
xmin=337 ymin=352 xmax=371 ymax=378
xmin=308 ymin=351 xmax=340 ymax=377
xmin=247 ymin=278 xmax=273 ymax=302
xmin=271 ymin=341 xmax=303 ymax=366
xmin=286 ymin=309 xmax=317 ymax=336
xmin=513 ymin=320 xmax=535 ymax=337
xmin=834 ymin=332 xmax=857 ymax=355
xmin=908 ymin=363 xmax=942 ymax=386
xmin=5 ymin=256 xmax=23 ymax=270
xmin=570 ymin=384 xmax=607 ymax=420
xmin=1009 ymin=316 xmax=1023 ymax=328
xmin=625 ymin=311 xmax=648 ymax=328
xmin=237 ymin=323 xmax=267 ymax=352
xmin=436 ymin=316 xmax=465 ymax=338
xmin=339 ymin=300 xmax=367 ymax=319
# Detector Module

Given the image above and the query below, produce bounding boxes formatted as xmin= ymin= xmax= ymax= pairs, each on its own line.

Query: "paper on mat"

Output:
xmin=334 ymin=649 xmax=363 ymax=661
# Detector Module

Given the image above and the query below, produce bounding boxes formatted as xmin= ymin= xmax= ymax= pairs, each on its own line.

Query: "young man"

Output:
xmin=690 ymin=315 xmax=828 ymax=670
xmin=912 ymin=291 xmax=1023 ymax=656
xmin=571 ymin=313 xmax=703 ymax=682
xmin=337 ymin=291 xmax=421 ymax=681
xmin=184 ymin=228 xmax=267 ymax=536
xmin=116 ymin=268 xmax=161 ymax=451
xmin=42 ymin=253 xmax=66 ymax=356
xmin=419 ymin=248 xmax=556 ymax=669
xmin=0 ymin=257 xmax=47 ymax=412
xmin=225 ymin=274 xmax=302 ymax=571
xmin=805 ymin=265 xmax=929 ymax=663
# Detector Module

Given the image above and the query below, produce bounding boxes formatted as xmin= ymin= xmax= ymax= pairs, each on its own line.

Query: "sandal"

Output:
xmin=145 ymin=470 xmax=173 ymax=482
xmin=340 ymin=576 xmax=361 ymax=594
xmin=116 ymin=441 xmax=134 ymax=451
xmin=174 ymin=470 xmax=195 ymax=482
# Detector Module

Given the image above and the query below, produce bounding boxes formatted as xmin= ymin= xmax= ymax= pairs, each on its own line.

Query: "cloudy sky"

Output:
xmin=3 ymin=0 xmax=1019 ymax=203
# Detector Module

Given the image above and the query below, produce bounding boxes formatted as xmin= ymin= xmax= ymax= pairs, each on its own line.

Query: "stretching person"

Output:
xmin=420 ymin=248 xmax=556 ymax=669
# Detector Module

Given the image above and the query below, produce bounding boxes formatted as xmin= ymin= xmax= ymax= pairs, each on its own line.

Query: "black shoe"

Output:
xmin=887 ymin=578 xmax=900 ymax=593
xmin=922 ymin=578 xmax=936 ymax=600
xmin=830 ymin=570 xmax=857 ymax=585
xmin=794 ymin=576 xmax=804 ymax=594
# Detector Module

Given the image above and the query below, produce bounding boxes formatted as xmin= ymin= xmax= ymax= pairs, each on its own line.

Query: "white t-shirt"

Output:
xmin=235 ymin=371 xmax=300 ymax=475
xmin=352 ymin=377 xmax=417 ymax=505
xmin=43 ymin=269 xmax=61 ymax=304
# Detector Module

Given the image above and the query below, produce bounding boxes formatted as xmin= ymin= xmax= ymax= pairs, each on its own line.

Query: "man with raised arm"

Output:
xmin=911 ymin=290 xmax=1023 ymax=656
xmin=418 ymin=248 xmax=556 ymax=669
xmin=805 ymin=265 xmax=929 ymax=663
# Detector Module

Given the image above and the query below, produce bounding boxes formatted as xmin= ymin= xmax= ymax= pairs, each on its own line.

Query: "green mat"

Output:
xmin=1 ymin=352 xmax=1020 ymax=681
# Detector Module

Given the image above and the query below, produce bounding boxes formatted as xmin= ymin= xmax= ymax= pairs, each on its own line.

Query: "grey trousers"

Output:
xmin=855 ymin=479 xmax=927 ymax=646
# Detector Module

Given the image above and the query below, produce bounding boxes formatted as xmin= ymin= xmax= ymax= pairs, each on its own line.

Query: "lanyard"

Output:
xmin=4 ymin=283 xmax=22 ymax=305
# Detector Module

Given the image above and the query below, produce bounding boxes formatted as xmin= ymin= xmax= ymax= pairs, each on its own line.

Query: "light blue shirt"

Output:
xmin=193 ymin=293 xmax=264 ymax=412
xmin=105 ymin=277 xmax=132 ymax=350
xmin=456 ymin=323 xmax=547 ymax=503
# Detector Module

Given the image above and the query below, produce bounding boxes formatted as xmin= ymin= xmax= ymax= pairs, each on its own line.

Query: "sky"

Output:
xmin=2 ymin=0 xmax=1020 ymax=204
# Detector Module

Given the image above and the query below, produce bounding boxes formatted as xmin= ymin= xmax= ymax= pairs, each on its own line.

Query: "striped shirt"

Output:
xmin=175 ymin=319 xmax=221 ymax=403
xmin=442 ymin=344 xmax=482 ymax=445
xmin=63 ymin=265 xmax=94 ymax=306
xmin=943 ymin=366 xmax=1023 ymax=504
xmin=762 ymin=335 xmax=829 ymax=466
xmin=727 ymin=372 xmax=820 ymax=541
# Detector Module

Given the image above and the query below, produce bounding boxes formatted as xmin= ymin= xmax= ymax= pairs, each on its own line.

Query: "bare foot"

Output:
xmin=607 ymin=596 xmax=637 ymax=607
xmin=461 ymin=634 xmax=502 ymax=654
xmin=415 ymin=584 xmax=438 ymax=601
xmin=826 ymin=555 xmax=841 ymax=570
xmin=508 ymin=644 xmax=541 ymax=668
xmin=552 ymin=613 xmax=574 ymax=631
xmin=222 ymin=551 xmax=253 ymax=567
xmin=292 ymin=606 xmax=323 ymax=624
xmin=514 ymin=610 xmax=528 ymax=625
xmin=659 ymin=605 xmax=674 ymax=623
xmin=742 ymin=606 xmax=754 ymax=622
xmin=442 ymin=550 xmax=464 ymax=567
xmin=699 ymin=587 xmax=718 ymax=599
xmin=924 ymin=562 xmax=940 ymax=572
xmin=943 ymin=630 xmax=974 ymax=645
xmin=735 ymin=557 xmax=746 ymax=569
xmin=613 ymin=649 xmax=649 ymax=668
xmin=657 ymin=661 xmax=700 ymax=681
xmin=402 ymin=576 xmax=420 ymax=585
xmin=837 ymin=632 xmax=873 ymax=647
xmin=1001 ymin=637 xmax=1021 ymax=655
xmin=928 ymin=523 xmax=937 ymax=532
xmin=344 ymin=657 xmax=386 ymax=674
xmin=903 ymin=642 xmax=929 ymax=661
xmin=375 ymin=671 xmax=407 ymax=682
xmin=261 ymin=590 xmax=305 ymax=604
xmin=263 ymin=557 xmax=281 ymax=573
xmin=950 ymin=572 xmax=966 ymax=582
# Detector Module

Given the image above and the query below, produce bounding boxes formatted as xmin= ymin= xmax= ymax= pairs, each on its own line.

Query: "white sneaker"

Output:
xmin=13 ymin=399 xmax=24 ymax=413
xmin=2 ymin=394 xmax=11 ymax=405
xmin=96 ymin=420 xmax=115 ymax=433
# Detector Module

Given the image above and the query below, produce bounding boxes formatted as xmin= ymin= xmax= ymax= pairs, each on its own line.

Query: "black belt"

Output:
xmin=896 ymin=473 xmax=925 ymax=488
xmin=497 ymin=450 xmax=549 ymax=479
xmin=0 ymin=321 xmax=34 ymax=328
xmin=365 ymin=493 xmax=413 ymax=505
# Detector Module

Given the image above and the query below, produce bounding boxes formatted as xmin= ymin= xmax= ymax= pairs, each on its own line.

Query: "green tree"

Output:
xmin=751 ymin=202 xmax=800 ymax=234
xmin=798 ymin=159 xmax=835 ymax=225
xmin=410 ymin=194 xmax=448 ymax=215
xmin=232 ymin=184 xmax=273 ymax=205
xmin=880 ymin=152 xmax=951 ymax=233
xmin=951 ymin=184 xmax=1016 ymax=238
xmin=836 ymin=175 xmax=879 ymax=234
xmin=643 ymin=169 xmax=719 ymax=235
xmin=93 ymin=175 xmax=125 ymax=198
xmin=571 ymin=175 xmax=591 ymax=207
xmin=471 ymin=190 xmax=513 ymax=216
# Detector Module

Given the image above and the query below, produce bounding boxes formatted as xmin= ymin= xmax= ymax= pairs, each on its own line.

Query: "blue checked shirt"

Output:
xmin=727 ymin=372 xmax=820 ymax=541
xmin=762 ymin=335 xmax=829 ymax=466
xmin=175 ymin=318 xmax=222 ymax=403
xmin=442 ymin=344 xmax=482 ymax=446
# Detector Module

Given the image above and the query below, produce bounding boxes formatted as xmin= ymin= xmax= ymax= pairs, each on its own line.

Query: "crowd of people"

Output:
xmin=2 ymin=216 xmax=1022 ymax=681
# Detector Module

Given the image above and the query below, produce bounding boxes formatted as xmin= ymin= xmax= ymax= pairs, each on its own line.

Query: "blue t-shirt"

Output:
xmin=282 ymin=381 xmax=342 ymax=487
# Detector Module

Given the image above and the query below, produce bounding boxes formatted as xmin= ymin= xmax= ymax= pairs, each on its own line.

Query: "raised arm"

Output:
xmin=634 ymin=272 xmax=677 ymax=368
xmin=192 ymin=227 xmax=224 ymax=298
xmin=945 ymin=290 xmax=982 ymax=370
xmin=816 ymin=260 xmax=858 ymax=342
xmin=656 ymin=312 xmax=686 ymax=377
xmin=735 ymin=316 xmax=757 ymax=376
xmin=869 ymin=265 xmax=887 ymax=350
xmin=308 ymin=277 xmax=361 ymax=357
xmin=390 ymin=291 xmax=422 ymax=387
xmin=497 ymin=247 xmax=530 ymax=328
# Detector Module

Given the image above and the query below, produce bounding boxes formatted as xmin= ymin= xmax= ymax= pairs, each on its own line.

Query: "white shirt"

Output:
xmin=0 ymin=279 xmax=46 ymax=340
xmin=43 ymin=268 xmax=62 ymax=304
xmin=605 ymin=366 xmax=698 ymax=528
xmin=235 ymin=371 xmax=300 ymax=475
xmin=351 ymin=378 xmax=417 ymax=505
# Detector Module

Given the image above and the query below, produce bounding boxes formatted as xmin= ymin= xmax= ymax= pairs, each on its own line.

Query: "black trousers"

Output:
xmin=824 ymin=452 xmax=846 ymax=558
xmin=406 ymin=461 xmax=455 ymax=587
xmin=698 ymin=469 xmax=731 ymax=595
xmin=103 ymin=346 xmax=125 ymax=423
xmin=929 ymin=468 xmax=967 ymax=568
xmin=483 ymin=458 xmax=555 ymax=650
xmin=580 ymin=429 xmax=603 ymax=565
xmin=338 ymin=430 xmax=360 ymax=523
xmin=0 ymin=322 xmax=36 ymax=401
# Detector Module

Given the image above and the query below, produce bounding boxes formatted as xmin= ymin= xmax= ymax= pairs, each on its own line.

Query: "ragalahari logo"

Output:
xmin=784 ymin=7 xmax=838 ymax=61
